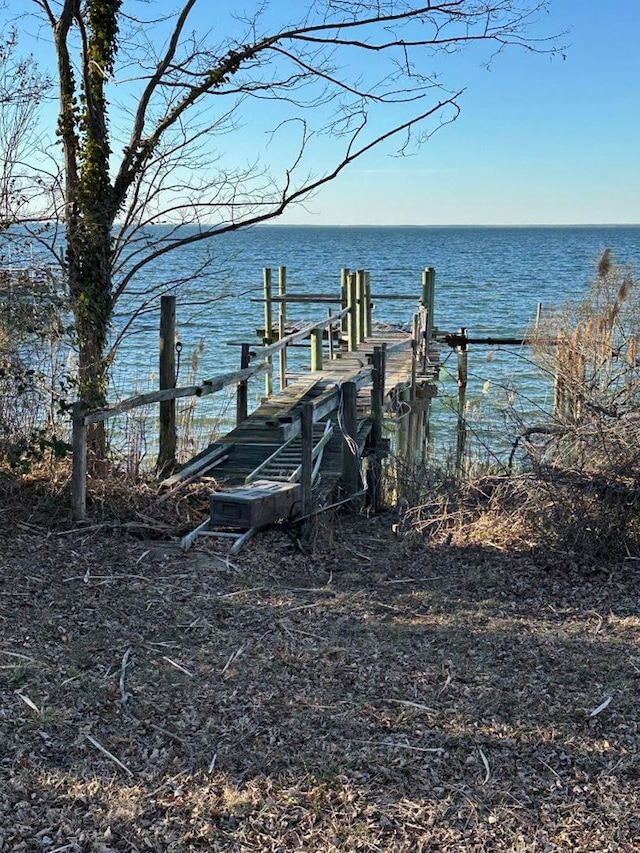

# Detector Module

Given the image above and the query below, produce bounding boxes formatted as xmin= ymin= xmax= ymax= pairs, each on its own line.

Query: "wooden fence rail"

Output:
xmin=71 ymin=360 xmax=272 ymax=520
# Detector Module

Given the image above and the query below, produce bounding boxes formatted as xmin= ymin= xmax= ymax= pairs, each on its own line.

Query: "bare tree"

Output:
xmin=12 ymin=0 xmax=559 ymax=459
xmin=0 ymin=26 xmax=49 ymax=230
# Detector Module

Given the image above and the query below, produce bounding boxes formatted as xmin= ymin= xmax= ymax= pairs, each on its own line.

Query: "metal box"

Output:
xmin=209 ymin=479 xmax=301 ymax=528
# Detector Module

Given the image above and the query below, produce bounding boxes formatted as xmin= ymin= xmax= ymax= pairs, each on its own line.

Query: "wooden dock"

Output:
xmin=170 ymin=320 xmax=439 ymax=497
xmin=70 ymin=266 xmax=440 ymax=522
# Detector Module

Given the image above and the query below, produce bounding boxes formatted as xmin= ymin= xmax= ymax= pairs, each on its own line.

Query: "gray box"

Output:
xmin=209 ymin=479 xmax=301 ymax=528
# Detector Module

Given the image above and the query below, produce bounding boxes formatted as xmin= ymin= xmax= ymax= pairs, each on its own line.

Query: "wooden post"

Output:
xmin=71 ymin=402 xmax=87 ymax=521
xmin=278 ymin=315 xmax=287 ymax=389
xmin=368 ymin=346 xmax=384 ymax=513
xmin=347 ymin=272 xmax=358 ymax=352
xmin=278 ymin=267 xmax=287 ymax=389
xmin=327 ymin=309 xmax=335 ymax=360
xmin=311 ymin=328 xmax=323 ymax=371
xmin=364 ymin=272 xmax=372 ymax=339
xmin=422 ymin=267 xmax=436 ymax=355
xmin=300 ymin=402 xmax=314 ymax=523
xmin=340 ymin=268 xmax=349 ymax=338
xmin=157 ymin=294 xmax=176 ymax=476
xmin=356 ymin=269 xmax=366 ymax=344
xmin=455 ymin=328 xmax=468 ymax=476
xmin=263 ymin=267 xmax=273 ymax=397
xmin=341 ymin=381 xmax=360 ymax=501
xmin=397 ymin=386 xmax=410 ymax=461
xmin=408 ymin=315 xmax=419 ymax=464
xmin=236 ymin=343 xmax=250 ymax=425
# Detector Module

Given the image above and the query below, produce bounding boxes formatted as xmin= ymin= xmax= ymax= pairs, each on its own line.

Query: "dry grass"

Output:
xmin=401 ymin=471 xmax=640 ymax=562
xmin=1 ymin=480 xmax=639 ymax=851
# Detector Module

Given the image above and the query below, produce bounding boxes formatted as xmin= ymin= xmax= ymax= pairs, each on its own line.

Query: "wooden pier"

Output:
xmin=70 ymin=267 xmax=440 ymax=525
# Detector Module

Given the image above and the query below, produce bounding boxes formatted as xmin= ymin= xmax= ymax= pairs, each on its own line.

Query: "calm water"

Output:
xmin=111 ymin=225 xmax=640 ymax=460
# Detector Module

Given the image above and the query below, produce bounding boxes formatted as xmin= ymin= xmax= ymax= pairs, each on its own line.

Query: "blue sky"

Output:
xmin=10 ymin=0 xmax=640 ymax=227
xmin=275 ymin=0 xmax=640 ymax=226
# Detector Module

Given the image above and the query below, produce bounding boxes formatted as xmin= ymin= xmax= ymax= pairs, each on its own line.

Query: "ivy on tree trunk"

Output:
xmin=54 ymin=0 xmax=122 ymax=461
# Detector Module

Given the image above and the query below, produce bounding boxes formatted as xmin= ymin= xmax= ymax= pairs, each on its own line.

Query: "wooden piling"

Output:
xmin=327 ymin=309 xmax=335 ymax=360
xmin=157 ymin=294 xmax=177 ymax=475
xmin=340 ymin=268 xmax=349 ymax=336
xmin=455 ymin=328 xmax=468 ymax=475
xmin=347 ymin=272 xmax=358 ymax=352
xmin=356 ymin=269 xmax=366 ymax=344
xmin=408 ymin=315 xmax=419 ymax=464
xmin=278 ymin=267 xmax=287 ymax=389
xmin=422 ymin=267 xmax=436 ymax=352
xmin=397 ymin=386 xmax=410 ymax=461
xmin=236 ymin=343 xmax=250 ymax=424
xmin=341 ymin=381 xmax=360 ymax=500
xmin=262 ymin=268 xmax=274 ymax=397
xmin=311 ymin=328 xmax=323 ymax=371
xmin=364 ymin=272 xmax=372 ymax=339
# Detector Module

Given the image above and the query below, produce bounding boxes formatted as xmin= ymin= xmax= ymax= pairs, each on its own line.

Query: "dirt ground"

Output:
xmin=1 ymin=499 xmax=640 ymax=852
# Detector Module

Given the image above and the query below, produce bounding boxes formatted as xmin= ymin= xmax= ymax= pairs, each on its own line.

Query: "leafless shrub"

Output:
xmin=400 ymin=252 xmax=640 ymax=563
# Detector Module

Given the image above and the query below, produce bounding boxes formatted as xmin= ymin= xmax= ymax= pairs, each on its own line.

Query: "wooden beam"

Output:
xmin=341 ymin=381 xmax=360 ymax=498
xmin=157 ymin=294 xmax=176 ymax=476
xmin=71 ymin=403 xmax=87 ymax=521
xmin=84 ymin=362 xmax=270 ymax=425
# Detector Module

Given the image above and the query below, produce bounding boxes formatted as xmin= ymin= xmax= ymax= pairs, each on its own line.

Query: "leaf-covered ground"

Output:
xmin=1 ymin=509 xmax=639 ymax=851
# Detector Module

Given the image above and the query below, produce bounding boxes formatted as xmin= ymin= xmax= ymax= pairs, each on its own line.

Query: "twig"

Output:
xmin=388 ymin=699 xmax=437 ymax=713
xmin=217 ymin=586 xmax=266 ymax=599
xmin=142 ymin=770 xmax=190 ymax=800
xmin=352 ymin=738 xmax=445 ymax=755
xmin=478 ymin=746 xmax=491 ymax=784
xmin=57 ymin=522 xmax=117 ymax=536
xmin=589 ymin=695 xmax=612 ymax=717
xmin=221 ymin=644 xmax=246 ymax=676
xmin=85 ymin=734 xmax=134 ymax=777
xmin=162 ymin=656 xmax=194 ymax=677
xmin=119 ymin=647 xmax=132 ymax=711
xmin=277 ymin=620 xmax=329 ymax=642
xmin=281 ymin=601 xmax=324 ymax=615
xmin=16 ymin=692 xmax=40 ymax=714
xmin=2 ymin=650 xmax=40 ymax=663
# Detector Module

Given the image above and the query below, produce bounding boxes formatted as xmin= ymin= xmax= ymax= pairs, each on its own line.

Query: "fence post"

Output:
xmin=236 ymin=343 xmax=250 ymax=425
xmin=71 ymin=402 xmax=87 ymax=521
xmin=157 ymin=294 xmax=176 ymax=476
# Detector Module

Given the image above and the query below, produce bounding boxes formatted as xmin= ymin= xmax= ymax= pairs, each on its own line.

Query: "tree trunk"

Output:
xmin=68 ymin=222 xmax=113 ymax=468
